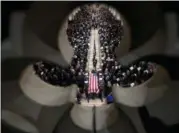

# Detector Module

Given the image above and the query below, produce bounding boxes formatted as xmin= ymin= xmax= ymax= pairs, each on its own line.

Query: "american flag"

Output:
xmin=88 ymin=72 xmax=99 ymax=94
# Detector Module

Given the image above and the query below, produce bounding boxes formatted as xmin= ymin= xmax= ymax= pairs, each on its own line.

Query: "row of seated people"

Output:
xmin=32 ymin=60 xmax=155 ymax=89
xmin=103 ymin=61 xmax=155 ymax=88
xmin=33 ymin=61 xmax=74 ymax=86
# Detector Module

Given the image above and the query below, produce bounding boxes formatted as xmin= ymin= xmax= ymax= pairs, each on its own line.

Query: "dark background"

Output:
xmin=2 ymin=1 xmax=33 ymax=41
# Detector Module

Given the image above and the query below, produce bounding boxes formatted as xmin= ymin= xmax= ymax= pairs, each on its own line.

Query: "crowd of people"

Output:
xmin=33 ymin=4 xmax=155 ymax=104
xmin=113 ymin=61 xmax=155 ymax=88
xmin=66 ymin=5 xmax=94 ymax=91
xmin=94 ymin=6 xmax=124 ymax=90
xmin=33 ymin=59 xmax=155 ymax=89
xmin=33 ymin=61 xmax=74 ymax=86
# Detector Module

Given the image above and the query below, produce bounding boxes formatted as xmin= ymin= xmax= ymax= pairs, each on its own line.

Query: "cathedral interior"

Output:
xmin=1 ymin=1 xmax=179 ymax=133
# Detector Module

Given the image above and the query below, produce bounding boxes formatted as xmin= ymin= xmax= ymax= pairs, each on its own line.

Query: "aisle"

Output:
xmin=87 ymin=29 xmax=95 ymax=73
xmin=94 ymin=29 xmax=102 ymax=71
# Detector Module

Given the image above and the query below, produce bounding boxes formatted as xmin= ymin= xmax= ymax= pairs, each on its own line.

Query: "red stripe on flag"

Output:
xmin=91 ymin=74 xmax=95 ymax=93
xmin=87 ymin=73 xmax=100 ymax=94
xmin=90 ymin=73 xmax=93 ymax=93
xmin=91 ymin=74 xmax=93 ymax=93
xmin=88 ymin=73 xmax=91 ymax=94
xmin=96 ymin=76 xmax=99 ymax=93
xmin=93 ymin=74 xmax=95 ymax=93
xmin=94 ymin=75 xmax=97 ymax=93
